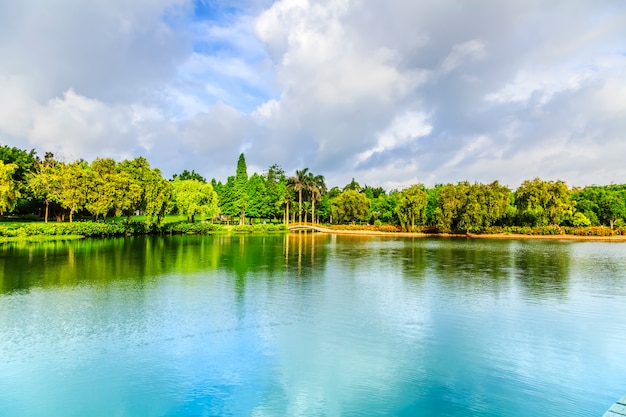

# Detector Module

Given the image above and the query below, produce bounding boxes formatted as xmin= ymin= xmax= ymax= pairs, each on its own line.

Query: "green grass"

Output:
xmin=0 ymin=235 xmax=84 ymax=243
xmin=0 ymin=215 xmax=288 ymax=241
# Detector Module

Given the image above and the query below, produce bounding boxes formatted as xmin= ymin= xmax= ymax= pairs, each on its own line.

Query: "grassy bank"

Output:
xmin=0 ymin=218 xmax=288 ymax=241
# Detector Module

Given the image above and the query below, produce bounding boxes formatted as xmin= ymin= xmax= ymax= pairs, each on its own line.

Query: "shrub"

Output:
xmin=164 ymin=222 xmax=224 ymax=234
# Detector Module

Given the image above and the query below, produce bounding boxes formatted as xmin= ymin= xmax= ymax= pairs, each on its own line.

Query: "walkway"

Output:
xmin=604 ymin=394 xmax=626 ymax=416
xmin=286 ymin=223 xmax=332 ymax=233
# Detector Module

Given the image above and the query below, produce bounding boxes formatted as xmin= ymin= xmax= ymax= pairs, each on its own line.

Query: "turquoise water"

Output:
xmin=1 ymin=234 xmax=625 ymax=416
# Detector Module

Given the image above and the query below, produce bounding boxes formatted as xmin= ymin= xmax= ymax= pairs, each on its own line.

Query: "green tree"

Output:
xmin=396 ymin=184 xmax=428 ymax=231
xmin=172 ymin=169 xmax=206 ymax=182
xmin=0 ymin=161 xmax=20 ymax=217
xmin=307 ymin=172 xmax=326 ymax=224
xmin=515 ymin=178 xmax=573 ymax=226
xmin=111 ymin=170 xmax=143 ymax=219
xmin=0 ymin=146 xmax=38 ymax=213
xmin=57 ymin=161 xmax=89 ymax=222
xmin=434 ymin=183 xmax=466 ymax=231
xmin=246 ymin=173 xmax=269 ymax=220
xmin=265 ymin=164 xmax=286 ymax=221
xmin=287 ymin=168 xmax=310 ymax=223
xmin=144 ymin=169 xmax=171 ymax=226
xmin=343 ymin=178 xmax=362 ymax=192
xmin=596 ymin=188 xmax=626 ymax=229
xmin=371 ymin=191 xmax=399 ymax=224
xmin=233 ymin=154 xmax=249 ymax=224
xmin=117 ymin=157 xmax=170 ymax=224
xmin=171 ymin=179 xmax=219 ymax=223
xmin=84 ymin=158 xmax=117 ymax=220
xmin=460 ymin=181 xmax=511 ymax=232
xmin=331 ymin=190 xmax=370 ymax=224
xmin=27 ymin=154 xmax=61 ymax=222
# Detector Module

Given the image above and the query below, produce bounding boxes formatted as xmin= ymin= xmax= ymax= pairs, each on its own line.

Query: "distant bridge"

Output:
xmin=287 ymin=223 xmax=332 ymax=233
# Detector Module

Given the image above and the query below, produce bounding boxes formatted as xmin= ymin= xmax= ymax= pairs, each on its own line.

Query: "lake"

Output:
xmin=1 ymin=233 xmax=625 ymax=416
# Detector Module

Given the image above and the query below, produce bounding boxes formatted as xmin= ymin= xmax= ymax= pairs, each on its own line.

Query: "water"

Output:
xmin=1 ymin=234 xmax=625 ymax=416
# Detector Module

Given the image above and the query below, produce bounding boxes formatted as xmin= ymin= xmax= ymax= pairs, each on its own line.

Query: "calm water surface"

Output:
xmin=1 ymin=234 xmax=625 ymax=416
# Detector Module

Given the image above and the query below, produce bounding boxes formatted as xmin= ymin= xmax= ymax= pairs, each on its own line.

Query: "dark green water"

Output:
xmin=1 ymin=234 xmax=625 ymax=416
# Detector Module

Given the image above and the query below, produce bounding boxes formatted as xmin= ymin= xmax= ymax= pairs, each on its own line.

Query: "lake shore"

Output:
xmin=304 ymin=228 xmax=626 ymax=241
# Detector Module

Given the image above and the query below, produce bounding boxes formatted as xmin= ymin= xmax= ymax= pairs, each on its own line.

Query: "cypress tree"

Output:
xmin=233 ymin=153 xmax=249 ymax=224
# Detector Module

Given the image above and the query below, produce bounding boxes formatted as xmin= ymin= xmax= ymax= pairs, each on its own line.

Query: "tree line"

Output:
xmin=1 ymin=145 xmax=625 ymax=232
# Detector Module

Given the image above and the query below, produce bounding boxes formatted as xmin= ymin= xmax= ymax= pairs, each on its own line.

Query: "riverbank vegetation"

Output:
xmin=2 ymin=145 xmax=626 ymax=238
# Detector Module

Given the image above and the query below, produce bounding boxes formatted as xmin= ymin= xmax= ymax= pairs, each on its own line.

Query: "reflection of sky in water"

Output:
xmin=1 ymin=236 xmax=626 ymax=416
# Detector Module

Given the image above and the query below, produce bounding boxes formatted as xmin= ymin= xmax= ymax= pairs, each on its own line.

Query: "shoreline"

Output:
xmin=299 ymin=228 xmax=626 ymax=242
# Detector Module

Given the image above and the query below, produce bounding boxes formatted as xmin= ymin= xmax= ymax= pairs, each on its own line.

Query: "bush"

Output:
xmin=232 ymin=224 xmax=287 ymax=234
xmin=164 ymin=222 xmax=224 ymax=234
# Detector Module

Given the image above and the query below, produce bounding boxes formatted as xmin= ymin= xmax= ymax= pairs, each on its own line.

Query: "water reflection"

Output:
xmin=1 ymin=235 xmax=626 ymax=417
xmin=512 ymin=241 xmax=571 ymax=298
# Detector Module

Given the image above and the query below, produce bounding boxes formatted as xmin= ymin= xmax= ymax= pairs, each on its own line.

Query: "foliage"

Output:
xmin=233 ymin=153 xmax=249 ymax=224
xmin=4 ymin=145 xmax=626 ymax=236
xmin=231 ymin=224 xmax=288 ymax=233
xmin=171 ymin=179 xmax=219 ymax=223
xmin=287 ymin=168 xmax=310 ymax=223
xmin=331 ymin=190 xmax=370 ymax=224
xmin=396 ymin=184 xmax=428 ymax=231
xmin=172 ymin=169 xmax=206 ymax=182
xmin=515 ymin=178 xmax=573 ymax=226
xmin=0 ymin=221 xmax=149 ymax=237
xmin=247 ymin=173 xmax=270 ymax=219
xmin=0 ymin=161 xmax=21 ymax=216
xmin=57 ymin=161 xmax=90 ymax=222
xmin=328 ymin=224 xmax=401 ymax=232
xmin=432 ymin=181 xmax=511 ymax=232
xmin=163 ymin=222 xmax=224 ymax=234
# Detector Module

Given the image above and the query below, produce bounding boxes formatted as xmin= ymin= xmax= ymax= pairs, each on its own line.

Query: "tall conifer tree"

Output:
xmin=234 ymin=153 xmax=249 ymax=224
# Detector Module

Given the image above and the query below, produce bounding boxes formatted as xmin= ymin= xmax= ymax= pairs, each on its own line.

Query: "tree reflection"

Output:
xmin=513 ymin=241 xmax=571 ymax=298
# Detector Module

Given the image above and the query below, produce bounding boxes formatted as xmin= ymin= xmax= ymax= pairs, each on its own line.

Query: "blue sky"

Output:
xmin=1 ymin=0 xmax=625 ymax=190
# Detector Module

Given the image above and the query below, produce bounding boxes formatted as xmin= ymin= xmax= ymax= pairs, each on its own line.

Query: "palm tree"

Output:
xmin=279 ymin=187 xmax=295 ymax=225
xmin=287 ymin=168 xmax=309 ymax=223
xmin=307 ymin=173 xmax=326 ymax=224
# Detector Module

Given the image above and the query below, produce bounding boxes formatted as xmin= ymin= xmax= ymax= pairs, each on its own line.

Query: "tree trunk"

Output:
xmin=44 ymin=201 xmax=49 ymax=223
xmin=298 ymin=190 xmax=303 ymax=223
xmin=312 ymin=199 xmax=315 ymax=224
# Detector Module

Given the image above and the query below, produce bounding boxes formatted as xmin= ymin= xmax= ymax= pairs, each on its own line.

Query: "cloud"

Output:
xmin=1 ymin=0 xmax=625 ymax=190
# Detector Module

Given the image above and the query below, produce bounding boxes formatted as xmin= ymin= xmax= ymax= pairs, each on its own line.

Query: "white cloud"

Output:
xmin=1 ymin=0 xmax=626 ymax=189
xmin=357 ymin=112 xmax=432 ymax=163
xmin=441 ymin=40 xmax=486 ymax=73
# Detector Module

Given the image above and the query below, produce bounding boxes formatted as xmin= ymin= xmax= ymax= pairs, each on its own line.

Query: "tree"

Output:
xmin=460 ymin=181 xmax=511 ymax=232
xmin=434 ymin=183 xmax=466 ymax=231
xmin=396 ymin=184 xmax=428 ymax=231
xmin=171 ymin=179 xmax=218 ymax=223
xmin=172 ymin=169 xmax=206 ymax=183
xmin=287 ymin=168 xmax=310 ymax=223
xmin=343 ymin=178 xmax=362 ymax=192
xmin=84 ymin=158 xmax=117 ymax=220
xmin=57 ymin=161 xmax=89 ymax=222
xmin=515 ymin=178 xmax=573 ymax=226
xmin=27 ymin=154 xmax=61 ymax=222
xmin=331 ymin=190 xmax=370 ymax=224
xmin=111 ymin=170 xmax=142 ymax=219
xmin=246 ymin=173 xmax=269 ymax=220
xmin=118 ymin=157 xmax=170 ymax=224
xmin=265 ymin=164 xmax=286 ymax=221
xmin=0 ymin=146 xmax=38 ymax=213
xmin=233 ymin=154 xmax=249 ymax=224
xmin=307 ymin=172 xmax=326 ymax=224
xmin=371 ymin=191 xmax=399 ymax=224
xmin=596 ymin=189 xmax=626 ymax=229
xmin=0 ymin=161 xmax=20 ymax=217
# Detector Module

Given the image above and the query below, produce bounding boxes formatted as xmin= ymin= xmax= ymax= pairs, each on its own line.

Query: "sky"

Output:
xmin=1 ymin=0 xmax=625 ymax=190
